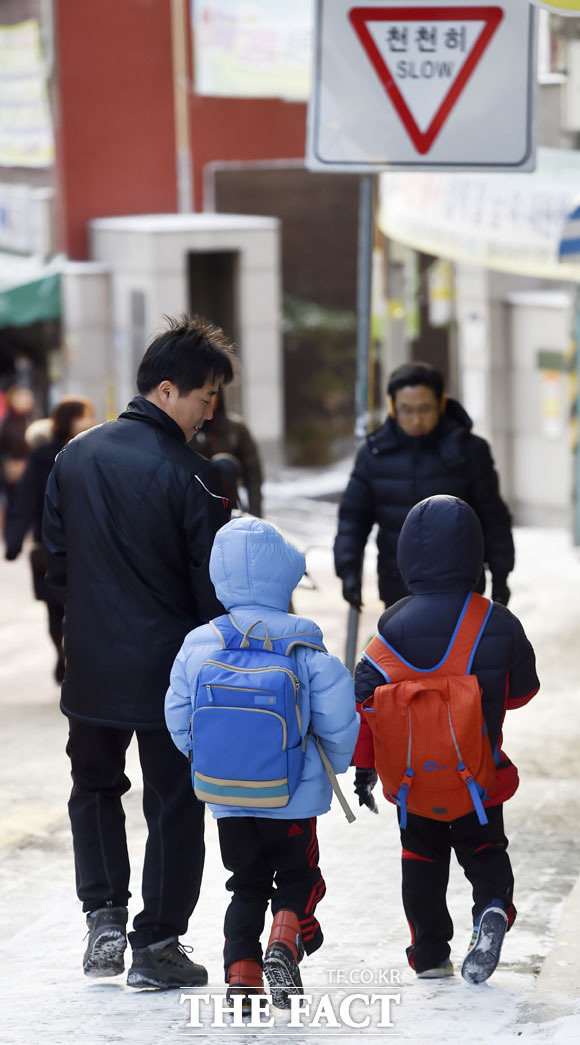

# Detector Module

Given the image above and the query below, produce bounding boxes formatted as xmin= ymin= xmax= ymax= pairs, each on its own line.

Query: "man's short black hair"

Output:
xmin=136 ymin=314 xmax=234 ymax=395
xmin=387 ymin=362 xmax=444 ymax=402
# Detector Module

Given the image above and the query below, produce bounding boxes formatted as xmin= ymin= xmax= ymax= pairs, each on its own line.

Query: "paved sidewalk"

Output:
xmin=1 ymin=511 xmax=580 ymax=1042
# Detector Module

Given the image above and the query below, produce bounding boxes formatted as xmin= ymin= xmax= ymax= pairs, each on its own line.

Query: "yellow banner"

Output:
xmin=0 ymin=20 xmax=54 ymax=167
xmin=530 ymin=1 xmax=580 ymax=13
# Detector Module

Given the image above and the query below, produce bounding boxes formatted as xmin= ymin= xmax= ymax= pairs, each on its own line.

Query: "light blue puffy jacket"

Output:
xmin=165 ymin=516 xmax=359 ymax=819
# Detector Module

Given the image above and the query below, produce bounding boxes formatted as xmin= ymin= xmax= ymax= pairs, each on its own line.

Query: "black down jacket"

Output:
xmin=354 ymin=495 xmax=539 ymax=806
xmin=334 ymin=398 xmax=514 ymax=606
xmin=42 ymin=396 xmax=229 ymax=729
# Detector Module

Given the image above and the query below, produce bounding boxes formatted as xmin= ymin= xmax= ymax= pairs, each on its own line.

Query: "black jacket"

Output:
xmin=354 ymin=495 xmax=539 ymax=805
xmin=5 ymin=436 xmax=65 ymax=601
xmin=334 ymin=399 xmax=514 ymax=605
xmin=191 ymin=393 xmax=263 ymax=516
xmin=42 ymin=397 xmax=229 ymax=729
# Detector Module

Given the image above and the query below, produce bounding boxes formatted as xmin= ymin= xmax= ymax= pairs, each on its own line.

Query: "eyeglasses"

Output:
xmin=396 ymin=404 xmax=439 ymax=417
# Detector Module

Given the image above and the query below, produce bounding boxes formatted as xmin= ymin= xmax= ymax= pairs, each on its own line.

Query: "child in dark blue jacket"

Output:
xmin=353 ymin=495 xmax=539 ymax=984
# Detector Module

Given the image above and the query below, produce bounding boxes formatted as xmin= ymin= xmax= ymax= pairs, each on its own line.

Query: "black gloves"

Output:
xmin=491 ymin=575 xmax=510 ymax=606
xmin=342 ymin=573 xmax=362 ymax=610
xmin=354 ymin=768 xmax=379 ymax=814
xmin=4 ymin=546 xmax=19 ymax=561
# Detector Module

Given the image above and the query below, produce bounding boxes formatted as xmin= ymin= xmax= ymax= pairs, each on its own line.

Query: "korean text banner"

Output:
xmin=192 ymin=0 xmax=313 ymax=100
xmin=0 ymin=20 xmax=54 ymax=168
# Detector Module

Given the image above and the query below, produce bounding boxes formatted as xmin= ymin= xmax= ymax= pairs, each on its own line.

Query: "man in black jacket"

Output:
xmin=43 ymin=315 xmax=234 ymax=989
xmin=334 ymin=363 xmax=514 ymax=611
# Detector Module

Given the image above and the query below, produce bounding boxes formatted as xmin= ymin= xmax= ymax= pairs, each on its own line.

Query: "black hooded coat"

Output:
xmin=354 ymin=495 xmax=539 ymax=806
xmin=334 ymin=399 xmax=514 ymax=606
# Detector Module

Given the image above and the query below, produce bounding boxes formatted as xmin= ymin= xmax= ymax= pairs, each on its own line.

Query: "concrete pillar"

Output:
xmin=60 ymin=262 xmax=113 ymax=422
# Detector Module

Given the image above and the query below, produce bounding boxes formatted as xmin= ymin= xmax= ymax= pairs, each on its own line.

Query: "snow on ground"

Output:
xmin=1 ymin=496 xmax=580 ymax=1043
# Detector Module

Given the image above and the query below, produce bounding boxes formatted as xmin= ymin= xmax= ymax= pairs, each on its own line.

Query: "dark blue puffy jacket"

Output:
xmin=334 ymin=399 xmax=514 ymax=606
xmin=354 ymin=495 xmax=539 ymax=805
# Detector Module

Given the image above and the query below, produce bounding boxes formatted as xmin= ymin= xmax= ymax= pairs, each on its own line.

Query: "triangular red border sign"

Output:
xmin=349 ymin=6 xmax=503 ymax=155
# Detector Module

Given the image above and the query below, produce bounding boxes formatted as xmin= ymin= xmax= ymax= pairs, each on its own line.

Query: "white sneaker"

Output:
xmin=461 ymin=906 xmax=508 ymax=984
xmin=417 ymin=959 xmax=454 ymax=979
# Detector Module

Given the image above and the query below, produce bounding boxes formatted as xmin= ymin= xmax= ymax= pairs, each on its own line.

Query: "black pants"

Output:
xmin=66 ymin=719 xmax=205 ymax=949
xmin=217 ymin=816 xmax=326 ymax=975
xmin=399 ymin=805 xmax=515 ymax=974
xmin=47 ymin=601 xmax=64 ymax=658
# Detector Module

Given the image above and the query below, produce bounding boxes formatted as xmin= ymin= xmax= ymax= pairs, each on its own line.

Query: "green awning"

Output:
xmin=0 ymin=271 xmax=61 ymax=329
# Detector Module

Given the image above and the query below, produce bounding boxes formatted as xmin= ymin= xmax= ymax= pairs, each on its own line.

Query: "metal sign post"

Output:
xmin=345 ymin=173 xmax=375 ymax=675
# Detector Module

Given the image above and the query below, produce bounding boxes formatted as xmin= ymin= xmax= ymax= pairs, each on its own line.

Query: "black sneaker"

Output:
xmin=126 ymin=938 xmax=208 ymax=989
xmin=83 ymin=906 xmax=128 ymax=977
xmin=263 ymin=942 xmax=304 ymax=1010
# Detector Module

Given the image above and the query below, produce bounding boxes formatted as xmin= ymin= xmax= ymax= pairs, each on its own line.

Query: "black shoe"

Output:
xmin=83 ymin=906 xmax=128 ymax=977
xmin=263 ymin=942 xmax=304 ymax=1009
xmin=126 ymin=938 xmax=208 ymax=989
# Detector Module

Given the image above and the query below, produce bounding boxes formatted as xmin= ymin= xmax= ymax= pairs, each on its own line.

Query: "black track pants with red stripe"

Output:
xmin=399 ymin=804 xmax=516 ymax=974
xmin=217 ymin=815 xmax=325 ymax=974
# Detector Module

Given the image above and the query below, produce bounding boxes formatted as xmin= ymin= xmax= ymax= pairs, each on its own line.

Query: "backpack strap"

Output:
xmin=309 ymin=729 xmax=356 ymax=824
xmin=240 ymin=620 xmax=273 ymax=651
xmin=437 ymin=593 xmax=492 ymax=676
xmin=362 ymin=593 xmax=492 ymax=682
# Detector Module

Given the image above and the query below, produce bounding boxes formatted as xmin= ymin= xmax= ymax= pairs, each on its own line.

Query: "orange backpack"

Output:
xmin=361 ymin=593 xmax=497 ymax=828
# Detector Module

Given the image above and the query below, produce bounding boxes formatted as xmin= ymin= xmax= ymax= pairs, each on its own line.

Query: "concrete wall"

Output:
xmin=504 ymin=290 xmax=573 ymax=528
xmin=454 ymin=262 xmax=573 ymax=527
xmin=89 ymin=213 xmax=284 ymax=471
xmin=60 ymin=262 xmax=113 ymax=422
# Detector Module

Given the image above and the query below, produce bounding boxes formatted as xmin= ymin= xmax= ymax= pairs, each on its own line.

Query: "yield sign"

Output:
xmin=349 ymin=7 xmax=503 ymax=155
xmin=306 ymin=0 xmax=536 ymax=172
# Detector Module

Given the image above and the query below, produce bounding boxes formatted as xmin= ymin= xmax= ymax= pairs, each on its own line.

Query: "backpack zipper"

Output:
xmin=204 ymin=660 xmax=300 ymax=689
xmin=202 ymin=661 xmax=301 ymax=734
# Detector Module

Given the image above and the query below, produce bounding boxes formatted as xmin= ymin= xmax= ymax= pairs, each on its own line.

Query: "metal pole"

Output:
xmin=171 ymin=0 xmax=193 ymax=212
xmin=354 ymin=174 xmax=375 ymax=440
xmin=574 ymin=286 xmax=580 ymax=545
xmin=345 ymin=173 xmax=375 ymax=674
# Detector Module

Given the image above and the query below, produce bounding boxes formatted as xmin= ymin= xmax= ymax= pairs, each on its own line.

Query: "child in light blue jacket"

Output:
xmin=165 ymin=516 xmax=358 ymax=1010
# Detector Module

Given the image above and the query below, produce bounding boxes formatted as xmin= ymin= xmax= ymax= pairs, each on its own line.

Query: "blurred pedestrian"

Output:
xmin=191 ymin=388 xmax=263 ymax=515
xmin=4 ymin=396 xmax=95 ymax=683
xmin=0 ymin=386 xmax=36 ymax=534
xmin=335 ymin=362 xmax=514 ymax=611
xmin=42 ymin=315 xmax=233 ymax=990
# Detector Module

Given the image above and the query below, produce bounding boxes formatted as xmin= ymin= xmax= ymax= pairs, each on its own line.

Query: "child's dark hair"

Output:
xmin=387 ymin=362 xmax=444 ymax=402
xmin=136 ymin=314 xmax=234 ymax=395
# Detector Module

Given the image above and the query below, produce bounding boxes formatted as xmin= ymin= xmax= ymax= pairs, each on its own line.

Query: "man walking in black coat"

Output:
xmin=334 ymin=362 xmax=514 ymax=610
xmin=43 ymin=315 xmax=234 ymax=988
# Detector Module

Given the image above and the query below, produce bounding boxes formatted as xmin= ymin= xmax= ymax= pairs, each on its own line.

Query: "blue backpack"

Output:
xmin=191 ymin=615 xmax=326 ymax=809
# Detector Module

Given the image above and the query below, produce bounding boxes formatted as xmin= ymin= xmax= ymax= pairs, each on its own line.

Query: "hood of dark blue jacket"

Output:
xmin=397 ymin=495 xmax=484 ymax=594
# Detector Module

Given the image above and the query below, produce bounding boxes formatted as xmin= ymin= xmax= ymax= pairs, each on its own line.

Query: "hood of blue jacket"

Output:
xmin=210 ymin=517 xmax=305 ymax=610
xmin=397 ymin=495 xmax=484 ymax=594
